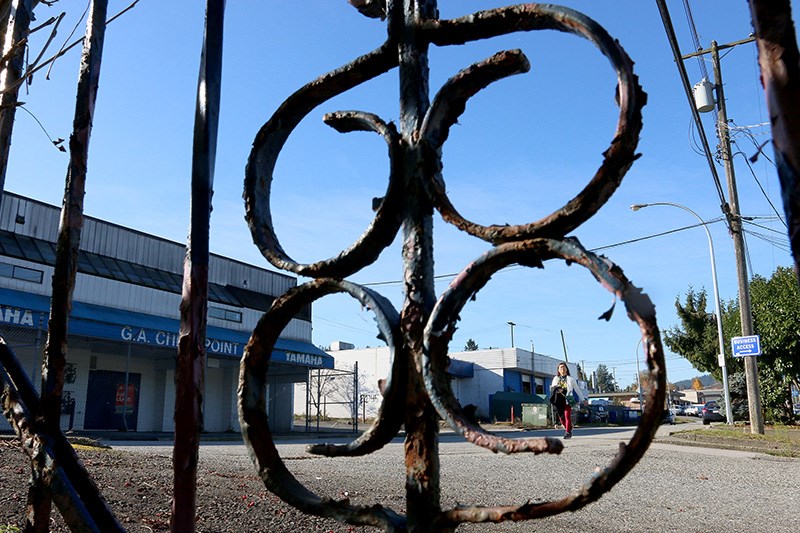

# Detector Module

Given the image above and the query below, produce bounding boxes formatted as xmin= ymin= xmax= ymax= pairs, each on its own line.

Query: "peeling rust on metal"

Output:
xmin=0 ymin=1 xmax=668 ymax=531
xmin=1 ymin=339 xmax=124 ymax=532
xmin=237 ymin=1 xmax=660 ymax=531
xmin=238 ymin=279 xmax=407 ymax=529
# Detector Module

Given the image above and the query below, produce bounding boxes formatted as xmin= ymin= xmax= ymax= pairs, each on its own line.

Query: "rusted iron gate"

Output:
xmin=304 ymin=366 xmax=361 ymax=433
xmin=0 ymin=0 xmax=797 ymax=532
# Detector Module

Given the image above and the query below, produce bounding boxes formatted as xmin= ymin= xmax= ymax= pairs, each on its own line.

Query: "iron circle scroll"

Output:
xmin=244 ymin=43 xmax=405 ymax=279
xmin=422 ymin=4 xmax=646 ymax=243
xmin=238 ymin=278 xmax=407 ymax=529
xmin=422 ymin=237 xmax=666 ymax=524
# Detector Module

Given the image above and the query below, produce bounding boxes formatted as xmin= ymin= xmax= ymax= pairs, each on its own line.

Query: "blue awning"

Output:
xmin=0 ymin=287 xmax=332 ymax=368
xmin=447 ymin=358 xmax=474 ymax=378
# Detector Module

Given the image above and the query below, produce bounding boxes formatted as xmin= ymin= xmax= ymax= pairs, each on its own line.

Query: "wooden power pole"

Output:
xmin=711 ymin=41 xmax=765 ymax=434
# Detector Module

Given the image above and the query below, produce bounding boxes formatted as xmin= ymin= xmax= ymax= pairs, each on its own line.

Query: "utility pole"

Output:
xmin=710 ymin=41 xmax=764 ymax=434
xmin=659 ymin=0 xmax=764 ymax=434
xmin=507 ymin=321 xmax=516 ymax=348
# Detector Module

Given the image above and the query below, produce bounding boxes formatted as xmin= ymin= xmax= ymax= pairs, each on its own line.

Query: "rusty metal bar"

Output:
xmin=0 ymin=0 xmax=37 ymax=202
xmin=0 ymin=0 xmax=122 ymax=531
xmin=747 ymin=0 xmax=800 ymax=279
xmin=244 ymin=46 xmax=399 ymax=278
xmin=1 ymin=339 xmax=124 ymax=532
xmin=239 ymin=1 xmax=658 ymax=530
xmin=25 ymin=1 xmax=109 ymax=530
xmin=422 ymin=3 xmax=645 ymax=242
xmin=423 ymin=238 xmax=665 ymax=527
xmin=392 ymin=1 xmax=444 ymax=530
xmin=171 ymin=1 xmax=224 ymax=531
xmin=239 ymin=279 xmax=407 ymax=530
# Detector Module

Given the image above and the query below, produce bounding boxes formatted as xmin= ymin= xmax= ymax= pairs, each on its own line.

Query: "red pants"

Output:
xmin=558 ymin=405 xmax=573 ymax=433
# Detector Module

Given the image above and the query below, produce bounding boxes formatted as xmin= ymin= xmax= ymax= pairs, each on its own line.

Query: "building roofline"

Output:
xmin=2 ymin=191 xmax=296 ymax=283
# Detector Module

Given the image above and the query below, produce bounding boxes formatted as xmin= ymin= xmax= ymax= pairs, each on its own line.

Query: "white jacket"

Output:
xmin=550 ymin=374 xmax=586 ymax=402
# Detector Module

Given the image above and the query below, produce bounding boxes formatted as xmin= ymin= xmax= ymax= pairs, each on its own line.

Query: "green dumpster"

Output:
xmin=521 ymin=403 xmax=549 ymax=427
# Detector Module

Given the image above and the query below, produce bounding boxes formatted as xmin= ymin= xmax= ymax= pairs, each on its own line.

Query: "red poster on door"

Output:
xmin=115 ymin=383 xmax=135 ymax=413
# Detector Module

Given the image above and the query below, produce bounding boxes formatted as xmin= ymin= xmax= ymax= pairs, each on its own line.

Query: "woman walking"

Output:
xmin=549 ymin=362 xmax=586 ymax=439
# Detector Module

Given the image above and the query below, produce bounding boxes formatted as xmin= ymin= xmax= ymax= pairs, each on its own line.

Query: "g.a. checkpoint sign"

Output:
xmin=731 ymin=335 xmax=762 ymax=357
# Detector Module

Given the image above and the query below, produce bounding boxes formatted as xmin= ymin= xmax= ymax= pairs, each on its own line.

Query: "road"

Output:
xmin=114 ymin=420 xmax=799 ymax=532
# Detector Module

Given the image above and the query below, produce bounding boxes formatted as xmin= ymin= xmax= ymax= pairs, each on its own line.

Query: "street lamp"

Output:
xmin=631 ymin=202 xmax=733 ymax=424
xmin=507 ymin=321 xmax=516 ymax=348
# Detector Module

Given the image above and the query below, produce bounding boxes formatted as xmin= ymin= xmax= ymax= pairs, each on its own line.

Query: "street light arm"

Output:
xmin=631 ymin=201 xmax=733 ymax=424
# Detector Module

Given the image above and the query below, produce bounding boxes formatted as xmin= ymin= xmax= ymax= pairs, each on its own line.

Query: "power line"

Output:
xmin=742 ymin=226 xmax=792 ymax=253
xmin=732 ymin=150 xmax=786 ymax=226
xmin=682 ymin=0 xmax=709 ymax=79
xmin=742 ymin=218 xmax=788 ymax=235
xmin=591 ymin=218 xmax=726 ymax=252
xmin=655 ymin=0 xmax=729 ymax=217
xmin=356 ymin=217 xmax=781 ymax=288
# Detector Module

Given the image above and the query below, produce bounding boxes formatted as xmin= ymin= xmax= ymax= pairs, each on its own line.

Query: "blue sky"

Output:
xmin=5 ymin=1 xmax=791 ymax=388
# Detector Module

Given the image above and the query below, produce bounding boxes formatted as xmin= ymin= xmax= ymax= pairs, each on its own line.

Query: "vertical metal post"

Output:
xmin=172 ymin=1 xmax=224 ymax=530
xmin=395 ymin=1 xmax=442 ymax=529
xmin=530 ymin=341 xmax=535 ymax=393
xmin=711 ymin=41 xmax=765 ymax=434
xmin=33 ymin=1 xmax=109 ymax=528
xmin=353 ymin=361 xmax=359 ymax=433
xmin=32 ymin=314 xmax=43 ymax=388
xmin=0 ymin=0 xmax=37 ymax=197
xmin=746 ymin=0 xmax=800 ymax=281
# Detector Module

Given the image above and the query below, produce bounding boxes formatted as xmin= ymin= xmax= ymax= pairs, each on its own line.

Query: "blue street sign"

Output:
xmin=731 ymin=335 xmax=762 ymax=357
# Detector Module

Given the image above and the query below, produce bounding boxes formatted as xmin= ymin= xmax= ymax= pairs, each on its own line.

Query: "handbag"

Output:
xmin=568 ymin=390 xmax=579 ymax=407
xmin=550 ymin=386 xmax=567 ymax=410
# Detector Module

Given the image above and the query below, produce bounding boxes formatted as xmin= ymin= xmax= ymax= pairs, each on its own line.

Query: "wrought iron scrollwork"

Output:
xmin=239 ymin=1 xmax=664 ymax=531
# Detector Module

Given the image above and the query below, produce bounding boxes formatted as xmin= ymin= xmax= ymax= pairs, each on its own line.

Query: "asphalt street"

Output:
xmin=113 ymin=420 xmax=800 ymax=532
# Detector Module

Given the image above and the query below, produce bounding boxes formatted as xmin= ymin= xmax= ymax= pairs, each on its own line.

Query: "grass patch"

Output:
xmin=670 ymin=424 xmax=800 ymax=457
xmin=693 ymin=424 xmax=800 ymax=442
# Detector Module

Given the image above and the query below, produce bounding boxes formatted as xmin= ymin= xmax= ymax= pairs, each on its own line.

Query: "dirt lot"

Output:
xmin=2 ymin=424 xmax=798 ymax=532
xmin=0 ymin=438 xmax=357 ymax=532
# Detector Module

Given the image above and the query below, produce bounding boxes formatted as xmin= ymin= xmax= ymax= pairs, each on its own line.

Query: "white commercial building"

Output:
xmin=0 ymin=192 xmax=331 ymax=435
xmin=303 ymin=343 xmax=582 ymax=422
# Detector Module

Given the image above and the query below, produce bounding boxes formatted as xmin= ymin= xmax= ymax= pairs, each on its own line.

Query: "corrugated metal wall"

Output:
xmin=0 ymin=191 xmax=311 ymax=341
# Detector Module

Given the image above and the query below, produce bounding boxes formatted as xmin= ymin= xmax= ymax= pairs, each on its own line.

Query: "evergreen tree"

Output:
xmin=594 ymin=364 xmax=617 ymax=393
xmin=464 ymin=338 xmax=479 ymax=351
xmin=665 ymin=266 xmax=800 ymax=423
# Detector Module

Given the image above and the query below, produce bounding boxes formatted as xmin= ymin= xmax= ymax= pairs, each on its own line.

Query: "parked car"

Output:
xmin=684 ymin=404 xmax=704 ymax=417
xmin=702 ymin=401 xmax=725 ymax=424
xmin=662 ymin=409 xmax=676 ymax=425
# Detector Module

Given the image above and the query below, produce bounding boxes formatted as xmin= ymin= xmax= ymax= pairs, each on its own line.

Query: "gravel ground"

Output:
xmin=2 ymin=426 xmax=799 ymax=532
